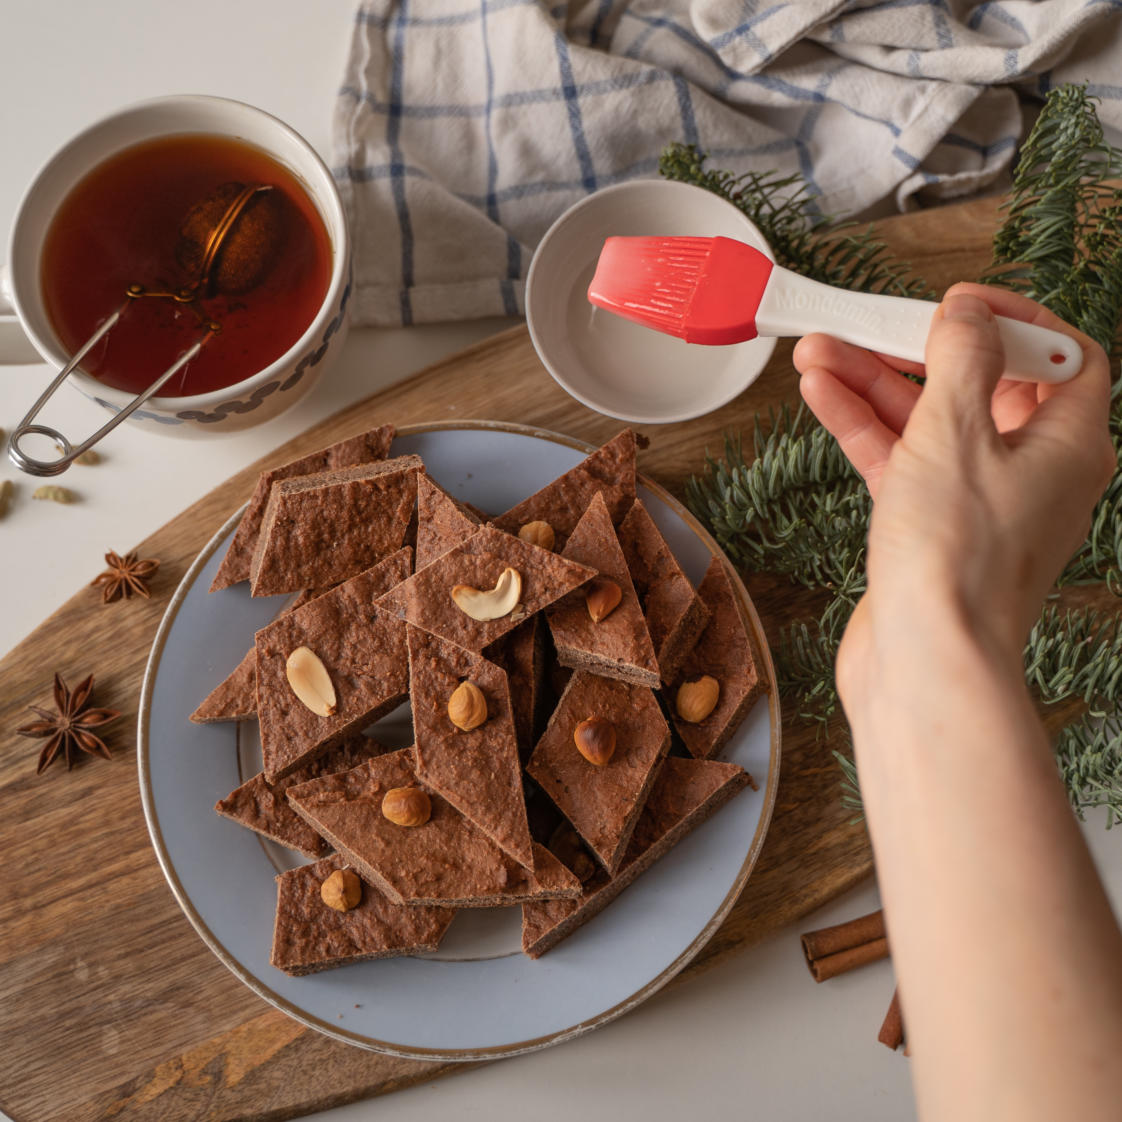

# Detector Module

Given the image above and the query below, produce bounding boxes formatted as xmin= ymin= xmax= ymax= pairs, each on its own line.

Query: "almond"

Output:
xmin=585 ymin=577 xmax=622 ymax=623
xmin=518 ymin=520 xmax=555 ymax=551
xmin=285 ymin=646 xmax=337 ymax=717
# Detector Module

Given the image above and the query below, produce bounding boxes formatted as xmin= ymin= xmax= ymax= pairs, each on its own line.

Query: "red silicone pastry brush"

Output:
xmin=587 ymin=235 xmax=1082 ymax=384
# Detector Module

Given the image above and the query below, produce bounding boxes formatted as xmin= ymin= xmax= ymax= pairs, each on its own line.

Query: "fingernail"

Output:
xmin=941 ymin=294 xmax=993 ymax=323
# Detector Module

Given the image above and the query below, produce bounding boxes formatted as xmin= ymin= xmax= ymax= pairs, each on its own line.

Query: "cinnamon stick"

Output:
xmin=878 ymin=986 xmax=906 ymax=1052
xmin=800 ymin=908 xmax=888 ymax=982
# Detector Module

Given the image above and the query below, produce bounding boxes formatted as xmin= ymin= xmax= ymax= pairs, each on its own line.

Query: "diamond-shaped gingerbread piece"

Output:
xmin=215 ymin=734 xmax=387 ymax=858
xmin=256 ymin=549 xmax=412 ymax=782
xmin=270 ymin=854 xmax=456 ymax=975
xmin=375 ymin=524 xmax=594 ymax=652
xmin=492 ymin=430 xmax=639 ymax=550
xmin=407 ymin=626 xmax=533 ymax=869
xmin=548 ymin=491 xmax=659 ymax=687
xmin=617 ymin=498 xmax=710 ymax=683
xmin=286 ymin=749 xmax=581 ymax=907
xmin=669 ymin=557 xmax=765 ymax=759
xmin=250 ymin=455 xmax=422 ymax=596
xmin=522 ymin=756 xmax=751 ymax=958
xmin=415 ymin=473 xmax=481 ymax=570
xmin=211 ymin=424 xmax=395 ymax=591
xmin=527 ymin=671 xmax=670 ymax=875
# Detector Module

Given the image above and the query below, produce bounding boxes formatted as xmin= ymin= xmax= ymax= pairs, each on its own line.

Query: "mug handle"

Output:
xmin=0 ymin=263 xmax=42 ymax=364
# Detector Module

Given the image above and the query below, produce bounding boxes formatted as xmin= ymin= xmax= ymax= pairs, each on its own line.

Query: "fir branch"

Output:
xmin=659 ymin=144 xmax=934 ymax=299
xmin=1055 ymin=715 xmax=1122 ymax=826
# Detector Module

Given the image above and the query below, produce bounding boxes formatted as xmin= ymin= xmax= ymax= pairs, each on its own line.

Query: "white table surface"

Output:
xmin=2 ymin=6 xmax=1119 ymax=1122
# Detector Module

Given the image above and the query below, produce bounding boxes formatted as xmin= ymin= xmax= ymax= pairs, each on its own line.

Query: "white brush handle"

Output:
xmin=755 ymin=266 xmax=1082 ymax=383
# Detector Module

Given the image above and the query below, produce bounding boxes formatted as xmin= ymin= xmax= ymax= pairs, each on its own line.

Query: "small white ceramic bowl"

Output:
xmin=526 ymin=179 xmax=777 ymax=424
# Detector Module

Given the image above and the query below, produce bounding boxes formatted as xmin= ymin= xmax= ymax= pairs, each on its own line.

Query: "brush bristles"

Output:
xmin=590 ymin=236 xmax=716 ymax=336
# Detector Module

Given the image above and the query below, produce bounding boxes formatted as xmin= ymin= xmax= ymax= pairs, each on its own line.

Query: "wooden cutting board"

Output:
xmin=0 ymin=192 xmax=1007 ymax=1122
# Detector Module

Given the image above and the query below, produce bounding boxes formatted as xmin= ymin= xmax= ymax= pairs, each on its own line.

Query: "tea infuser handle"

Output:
xmin=7 ymin=302 xmax=212 ymax=476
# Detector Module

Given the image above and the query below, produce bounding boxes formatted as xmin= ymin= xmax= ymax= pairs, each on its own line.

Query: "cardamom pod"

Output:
xmin=0 ymin=479 xmax=12 ymax=518
xmin=54 ymin=443 xmax=101 ymax=466
xmin=32 ymin=485 xmax=76 ymax=504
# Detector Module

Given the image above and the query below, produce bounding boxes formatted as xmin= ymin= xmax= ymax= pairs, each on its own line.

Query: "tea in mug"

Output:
xmin=40 ymin=134 xmax=333 ymax=398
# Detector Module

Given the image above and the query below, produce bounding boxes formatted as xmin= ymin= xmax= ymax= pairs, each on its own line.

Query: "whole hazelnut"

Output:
xmin=573 ymin=716 xmax=617 ymax=766
xmin=676 ymin=675 xmax=720 ymax=723
xmin=382 ymin=785 xmax=432 ymax=827
xmin=518 ymin=520 xmax=556 ymax=552
xmin=585 ymin=577 xmax=622 ymax=623
xmin=448 ymin=680 xmax=488 ymax=731
xmin=320 ymin=867 xmax=362 ymax=912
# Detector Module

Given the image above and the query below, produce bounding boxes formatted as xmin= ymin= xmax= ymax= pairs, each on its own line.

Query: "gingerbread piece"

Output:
xmin=547 ymin=491 xmax=659 ymax=687
xmin=522 ymin=756 xmax=751 ymax=957
xmin=669 ymin=557 xmax=764 ymax=759
xmin=210 ymin=424 xmax=395 ymax=591
xmin=617 ymin=498 xmax=710 ymax=683
xmin=256 ymin=550 xmax=412 ymax=781
xmin=250 ymin=455 xmax=422 ymax=596
xmin=407 ymin=626 xmax=533 ymax=869
xmin=270 ymin=854 xmax=455 ymax=975
xmin=375 ymin=524 xmax=594 ymax=653
xmin=415 ymin=473 xmax=481 ymax=570
xmin=526 ymin=671 xmax=670 ymax=874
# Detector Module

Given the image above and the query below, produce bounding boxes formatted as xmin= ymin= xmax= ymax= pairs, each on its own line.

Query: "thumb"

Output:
xmin=913 ymin=291 xmax=1006 ymax=434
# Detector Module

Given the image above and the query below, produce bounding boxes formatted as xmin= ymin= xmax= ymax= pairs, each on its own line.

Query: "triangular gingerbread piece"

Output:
xmin=287 ymin=749 xmax=581 ymax=907
xmin=522 ymin=756 xmax=751 ymax=958
xmin=617 ymin=498 xmax=709 ymax=683
xmin=210 ymin=424 xmax=395 ymax=591
xmin=270 ymin=854 xmax=455 ymax=975
xmin=527 ymin=671 xmax=670 ymax=874
xmin=407 ymin=626 xmax=533 ymax=868
xmin=492 ymin=430 xmax=639 ymax=550
xmin=250 ymin=455 xmax=422 ymax=596
xmin=190 ymin=647 xmax=257 ymax=724
xmin=547 ymin=491 xmax=660 ymax=687
xmin=669 ymin=557 xmax=764 ymax=759
xmin=215 ymin=734 xmax=387 ymax=858
xmin=256 ymin=549 xmax=412 ymax=781
xmin=415 ymin=473 xmax=481 ymax=570
xmin=375 ymin=524 xmax=594 ymax=652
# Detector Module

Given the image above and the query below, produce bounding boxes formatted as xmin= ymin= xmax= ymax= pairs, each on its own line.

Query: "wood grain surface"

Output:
xmin=0 ymin=192 xmax=1006 ymax=1122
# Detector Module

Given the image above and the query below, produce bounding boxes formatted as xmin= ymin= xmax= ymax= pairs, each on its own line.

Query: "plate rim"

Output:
xmin=137 ymin=418 xmax=782 ymax=1061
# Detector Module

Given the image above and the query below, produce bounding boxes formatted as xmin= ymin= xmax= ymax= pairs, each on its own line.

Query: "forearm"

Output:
xmin=845 ymin=597 xmax=1122 ymax=1122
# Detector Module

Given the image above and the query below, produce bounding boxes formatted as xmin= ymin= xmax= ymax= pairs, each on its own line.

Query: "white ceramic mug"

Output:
xmin=1 ymin=95 xmax=350 ymax=471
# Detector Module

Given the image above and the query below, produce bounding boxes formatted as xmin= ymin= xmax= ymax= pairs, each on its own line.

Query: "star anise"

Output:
xmin=91 ymin=549 xmax=160 ymax=603
xmin=17 ymin=673 xmax=120 ymax=774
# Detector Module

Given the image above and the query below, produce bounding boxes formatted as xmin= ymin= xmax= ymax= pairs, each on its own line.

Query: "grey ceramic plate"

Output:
xmin=138 ymin=422 xmax=780 ymax=1060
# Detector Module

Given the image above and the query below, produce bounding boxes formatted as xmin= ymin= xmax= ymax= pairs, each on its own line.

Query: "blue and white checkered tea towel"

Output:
xmin=333 ymin=0 xmax=1122 ymax=326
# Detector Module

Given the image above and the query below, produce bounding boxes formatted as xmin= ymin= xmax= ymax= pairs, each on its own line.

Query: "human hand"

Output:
xmin=793 ymin=282 xmax=1115 ymax=675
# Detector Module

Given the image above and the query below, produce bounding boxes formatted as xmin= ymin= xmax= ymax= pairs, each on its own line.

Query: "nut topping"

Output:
xmin=448 ymin=680 xmax=488 ymax=731
xmin=585 ymin=577 xmax=622 ymax=623
xmin=518 ymin=520 xmax=555 ymax=551
xmin=676 ymin=675 xmax=720 ymax=723
xmin=285 ymin=646 xmax=337 ymax=717
xmin=381 ymin=785 xmax=432 ymax=827
xmin=450 ymin=567 xmax=522 ymax=621
xmin=573 ymin=716 xmax=617 ymax=766
xmin=320 ymin=867 xmax=362 ymax=912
